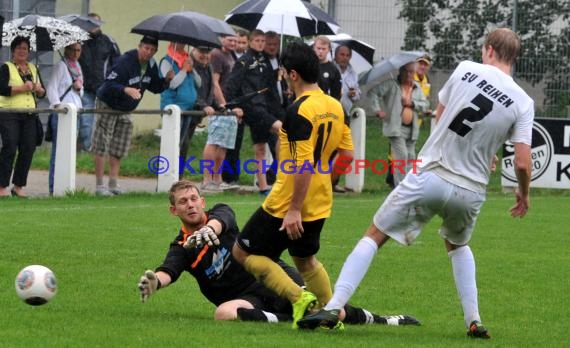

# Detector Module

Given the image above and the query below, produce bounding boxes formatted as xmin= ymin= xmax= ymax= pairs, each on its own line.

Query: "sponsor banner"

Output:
xmin=502 ymin=118 xmax=570 ymax=189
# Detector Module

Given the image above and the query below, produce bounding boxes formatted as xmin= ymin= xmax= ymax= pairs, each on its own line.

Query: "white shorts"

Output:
xmin=373 ymin=170 xmax=486 ymax=246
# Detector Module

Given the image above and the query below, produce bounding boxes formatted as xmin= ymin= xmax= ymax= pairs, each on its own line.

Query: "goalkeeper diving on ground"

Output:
xmin=137 ymin=180 xmax=420 ymax=326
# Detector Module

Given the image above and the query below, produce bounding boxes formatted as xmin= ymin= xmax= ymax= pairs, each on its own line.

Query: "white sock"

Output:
xmin=262 ymin=311 xmax=278 ymax=323
xmin=449 ymin=245 xmax=480 ymax=327
xmin=362 ymin=309 xmax=375 ymax=324
xmin=325 ymin=236 xmax=378 ymax=310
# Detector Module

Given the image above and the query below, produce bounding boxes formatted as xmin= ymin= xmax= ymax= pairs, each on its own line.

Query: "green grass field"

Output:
xmin=1 ymin=192 xmax=569 ymax=347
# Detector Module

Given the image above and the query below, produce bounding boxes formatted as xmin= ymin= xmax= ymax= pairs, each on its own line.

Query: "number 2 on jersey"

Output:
xmin=448 ymin=94 xmax=493 ymax=136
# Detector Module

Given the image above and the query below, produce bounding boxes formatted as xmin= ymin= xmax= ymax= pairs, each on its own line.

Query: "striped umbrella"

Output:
xmin=226 ymin=0 xmax=340 ymax=51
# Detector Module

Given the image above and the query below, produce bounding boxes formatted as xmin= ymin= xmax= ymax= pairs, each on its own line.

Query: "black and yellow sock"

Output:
xmin=243 ymin=255 xmax=303 ymax=303
xmin=300 ymin=261 xmax=333 ymax=307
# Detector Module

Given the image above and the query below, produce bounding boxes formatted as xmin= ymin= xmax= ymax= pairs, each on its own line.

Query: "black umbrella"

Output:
xmin=2 ymin=15 xmax=90 ymax=51
xmin=308 ymin=33 xmax=375 ymax=74
xmin=58 ymin=14 xmax=102 ymax=33
xmin=131 ymin=12 xmax=222 ymax=49
xmin=176 ymin=11 xmax=235 ymax=37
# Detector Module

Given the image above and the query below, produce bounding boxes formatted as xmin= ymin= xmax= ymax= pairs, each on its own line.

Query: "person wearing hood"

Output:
xmin=77 ymin=13 xmax=120 ymax=152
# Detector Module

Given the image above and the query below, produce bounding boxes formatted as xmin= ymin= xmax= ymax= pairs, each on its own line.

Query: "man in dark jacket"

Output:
xmin=225 ymin=30 xmax=282 ymax=196
xmin=77 ymin=13 xmax=120 ymax=152
xmin=92 ymin=35 xmax=172 ymax=196
xmin=313 ymin=35 xmax=342 ymax=100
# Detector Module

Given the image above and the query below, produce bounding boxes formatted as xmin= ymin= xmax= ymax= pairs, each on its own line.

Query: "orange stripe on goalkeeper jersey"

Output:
xmin=177 ymin=213 xmax=209 ymax=246
xmin=191 ymin=245 xmax=209 ymax=269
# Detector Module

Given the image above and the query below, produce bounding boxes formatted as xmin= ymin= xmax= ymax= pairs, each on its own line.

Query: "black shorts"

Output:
xmin=236 ymin=207 xmax=325 ymax=259
xmin=238 ymin=282 xmax=292 ymax=314
xmin=245 ymin=114 xmax=277 ymax=144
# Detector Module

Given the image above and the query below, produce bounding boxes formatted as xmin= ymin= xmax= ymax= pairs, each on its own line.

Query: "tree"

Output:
xmin=398 ymin=0 xmax=570 ymax=117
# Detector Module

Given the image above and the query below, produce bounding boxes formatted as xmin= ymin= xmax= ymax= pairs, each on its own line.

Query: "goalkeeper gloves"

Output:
xmin=183 ymin=225 xmax=220 ymax=249
xmin=138 ymin=270 xmax=159 ymax=303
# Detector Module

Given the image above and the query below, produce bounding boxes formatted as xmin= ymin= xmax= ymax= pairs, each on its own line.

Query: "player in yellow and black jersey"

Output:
xmin=232 ymin=42 xmax=354 ymax=329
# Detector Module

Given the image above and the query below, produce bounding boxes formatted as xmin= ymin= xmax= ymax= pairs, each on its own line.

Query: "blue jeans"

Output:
xmin=79 ymin=92 xmax=95 ymax=151
xmin=48 ymin=113 xmax=58 ymax=195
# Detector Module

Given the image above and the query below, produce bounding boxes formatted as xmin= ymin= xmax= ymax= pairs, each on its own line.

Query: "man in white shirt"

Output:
xmin=334 ymin=44 xmax=361 ymax=116
xmin=298 ymin=28 xmax=533 ymax=339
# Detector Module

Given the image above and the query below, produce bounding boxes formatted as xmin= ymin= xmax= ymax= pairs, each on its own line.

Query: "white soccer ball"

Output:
xmin=15 ymin=265 xmax=57 ymax=305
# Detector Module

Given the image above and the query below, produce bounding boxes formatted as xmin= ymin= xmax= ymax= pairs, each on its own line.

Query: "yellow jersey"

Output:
xmin=262 ymin=89 xmax=353 ymax=221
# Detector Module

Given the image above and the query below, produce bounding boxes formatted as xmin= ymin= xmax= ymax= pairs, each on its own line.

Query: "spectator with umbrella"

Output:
xmin=0 ymin=15 xmax=89 ymax=198
xmin=72 ymin=13 xmax=120 ymax=153
xmin=0 ymin=36 xmax=46 ymax=198
xmin=130 ymin=11 xmax=242 ymax=192
xmin=45 ymin=42 xmax=84 ymax=196
xmin=367 ymin=59 xmax=429 ymax=187
xmin=159 ymin=42 xmax=200 ymax=170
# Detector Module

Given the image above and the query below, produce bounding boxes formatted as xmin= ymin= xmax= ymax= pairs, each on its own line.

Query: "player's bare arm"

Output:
xmin=280 ymin=170 xmax=312 ymax=240
xmin=331 ymin=148 xmax=354 ymax=184
xmin=510 ymin=142 xmax=531 ymax=218
xmin=435 ymin=102 xmax=445 ymax=123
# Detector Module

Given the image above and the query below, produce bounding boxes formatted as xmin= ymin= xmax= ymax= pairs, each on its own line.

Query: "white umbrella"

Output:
xmin=2 ymin=14 xmax=90 ymax=51
xmin=359 ymin=51 xmax=426 ymax=85
xmin=226 ymin=0 xmax=340 ymax=52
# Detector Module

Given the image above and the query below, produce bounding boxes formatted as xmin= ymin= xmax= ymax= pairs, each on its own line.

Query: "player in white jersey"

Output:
xmin=298 ymin=28 xmax=533 ymax=339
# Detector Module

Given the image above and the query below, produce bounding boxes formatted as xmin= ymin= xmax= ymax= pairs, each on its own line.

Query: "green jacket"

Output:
xmin=367 ymin=79 xmax=428 ymax=140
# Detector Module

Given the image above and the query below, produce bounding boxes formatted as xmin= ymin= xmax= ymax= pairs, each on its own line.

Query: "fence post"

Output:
xmin=157 ymin=104 xmax=181 ymax=192
xmin=53 ymin=104 xmax=77 ymax=196
xmin=345 ymin=107 xmax=366 ymax=193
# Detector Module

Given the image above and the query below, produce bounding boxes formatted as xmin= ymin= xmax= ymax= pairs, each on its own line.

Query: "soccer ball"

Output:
xmin=15 ymin=265 xmax=57 ymax=305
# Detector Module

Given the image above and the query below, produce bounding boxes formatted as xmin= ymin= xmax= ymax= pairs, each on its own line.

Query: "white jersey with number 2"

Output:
xmin=417 ymin=60 xmax=534 ymax=192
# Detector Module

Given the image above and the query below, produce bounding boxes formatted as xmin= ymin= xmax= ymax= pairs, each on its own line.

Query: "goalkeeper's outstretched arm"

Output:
xmin=138 ymin=270 xmax=172 ymax=303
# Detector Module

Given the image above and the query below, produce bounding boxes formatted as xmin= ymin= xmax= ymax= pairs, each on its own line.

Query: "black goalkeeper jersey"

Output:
xmin=156 ymin=204 xmax=261 ymax=306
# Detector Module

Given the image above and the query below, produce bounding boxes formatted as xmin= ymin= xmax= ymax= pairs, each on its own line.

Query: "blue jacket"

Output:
xmin=159 ymin=55 xmax=197 ymax=110
xmin=97 ymin=49 xmax=166 ymax=111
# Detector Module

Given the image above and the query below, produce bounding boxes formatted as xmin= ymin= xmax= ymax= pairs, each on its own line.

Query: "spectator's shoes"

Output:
xmin=200 ymin=182 xmax=222 ymax=192
xmin=10 ymin=188 xmax=28 ymax=198
xmin=95 ymin=185 xmax=113 ymax=196
xmin=467 ymin=321 xmax=491 ymax=339
xmin=219 ymin=182 xmax=239 ymax=191
xmin=109 ymin=185 xmax=125 ymax=195
xmin=259 ymin=186 xmax=272 ymax=197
